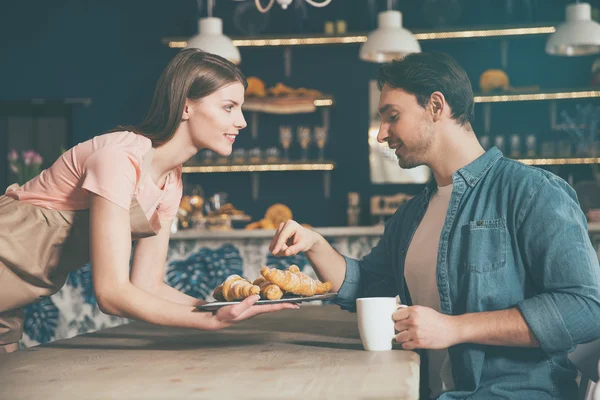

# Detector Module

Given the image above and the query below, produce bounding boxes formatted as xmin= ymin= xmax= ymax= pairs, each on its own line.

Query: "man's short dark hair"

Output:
xmin=377 ymin=52 xmax=475 ymax=127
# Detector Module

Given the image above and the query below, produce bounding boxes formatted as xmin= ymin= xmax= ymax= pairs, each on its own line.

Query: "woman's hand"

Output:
xmin=211 ymin=295 xmax=299 ymax=329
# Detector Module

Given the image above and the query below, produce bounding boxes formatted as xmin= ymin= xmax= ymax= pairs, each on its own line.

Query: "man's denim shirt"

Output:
xmin=336 ymin=147 xmax=600 ymax=399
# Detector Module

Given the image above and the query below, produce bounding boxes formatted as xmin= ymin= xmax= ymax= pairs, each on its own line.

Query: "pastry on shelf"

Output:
xmin=245 ymin=203 xmax=292 ymax=230
xmin=479 ymin=69 xmax=540 ymax=94
xmin=244 ymin=218 xmax=277 ymax=230
xmin=246 ymin=76 xmax=266 ymax=97
xmin=243 ymin=81 xmax=332 ymax=114
xmin=221 ymin=275 xmax=260 ymax=301
xmin=293 ymin=87 xmax=323 ymax=97
xmin=260 ymin=265 xmax=332 ymax=297
xmin=252 ymin=277 xmax=284 ymax=300
xmin=479 ymin=69 xmax=510 ymax=93
xmin=267 ymin=82 xmax=296 ymax=96
xmin=207 ymin=202 xmax=250 ymax=221
xmin=264 ymin=203 xmax=293 ymax=226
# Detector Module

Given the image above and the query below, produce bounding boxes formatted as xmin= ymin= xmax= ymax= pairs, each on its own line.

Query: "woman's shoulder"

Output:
xmin=91 ymin=130 xmax=151 ymax=153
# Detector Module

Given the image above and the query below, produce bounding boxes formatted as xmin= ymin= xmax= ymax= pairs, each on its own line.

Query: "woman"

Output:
xmin=0 ymin=49 xmax=298 ymax=353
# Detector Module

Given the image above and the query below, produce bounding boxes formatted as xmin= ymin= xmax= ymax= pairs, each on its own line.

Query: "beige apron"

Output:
xmin=0 ymin=149 xmax=162 ymax=351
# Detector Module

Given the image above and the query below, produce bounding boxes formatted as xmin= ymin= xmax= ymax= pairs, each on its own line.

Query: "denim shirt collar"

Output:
xmin=422 ymin=147 xmax=504 ymax=202
xmin=456 ymin=147 xmax=503 ymax=188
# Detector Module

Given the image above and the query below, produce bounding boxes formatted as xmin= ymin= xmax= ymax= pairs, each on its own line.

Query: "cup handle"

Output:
xmin=391 ymin=304 xmax=409 ymax=341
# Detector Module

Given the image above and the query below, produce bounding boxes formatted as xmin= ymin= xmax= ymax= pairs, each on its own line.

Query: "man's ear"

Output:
xmin=429 ymin=91 xmax=446 ymax=122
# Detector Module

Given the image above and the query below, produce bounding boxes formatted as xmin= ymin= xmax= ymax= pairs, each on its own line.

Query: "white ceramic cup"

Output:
xmin=356 ymin=297 xmax=407 ymax=351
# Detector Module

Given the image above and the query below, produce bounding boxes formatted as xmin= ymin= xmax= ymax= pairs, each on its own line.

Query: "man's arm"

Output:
xmin=394 ymin=175 xmax=600 ymax=351
xmin=393 ymin=306 xmax=538 ymax=350
xmin=270 ymin=215 xmax=400 ymax=312
xmin=516 ymin=175 xmax=600 ymax=354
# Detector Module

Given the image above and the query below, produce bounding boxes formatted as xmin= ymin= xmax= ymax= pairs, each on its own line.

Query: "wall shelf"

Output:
xmin=182 ymin=161 xmax=335 ymax=173
xmin=162 ymin=24 xmax=556 ymax=48
xmin=474 ymin=89 xmax=600 ymax=103
xmin=243 ymin=96 xmax=333 ymax=114
xmin=515 ymin=157 xmax=600 ymax=166
xmin=182 ymin=161 xmax=335 ymax=200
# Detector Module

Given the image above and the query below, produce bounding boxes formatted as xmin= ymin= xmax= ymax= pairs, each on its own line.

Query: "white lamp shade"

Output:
xmin=546 ymin=3 xmax=600 ymax=56
xmin=186 ymin=17 xmax=241 ymax=64
xmin=360 ymin=10 xmax=421 ymax=63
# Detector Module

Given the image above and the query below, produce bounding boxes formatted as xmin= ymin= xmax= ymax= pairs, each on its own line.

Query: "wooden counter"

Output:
xmin=1 ymin=305 xmax=420 ymax=400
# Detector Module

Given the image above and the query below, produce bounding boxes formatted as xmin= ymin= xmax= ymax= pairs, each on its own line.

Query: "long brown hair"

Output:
xmin=115 ymin=49 xmax=247 ymax=146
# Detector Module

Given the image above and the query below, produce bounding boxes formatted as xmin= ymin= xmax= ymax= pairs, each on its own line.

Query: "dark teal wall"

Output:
xmin=2 ymin=0 xmax=599 ymax=226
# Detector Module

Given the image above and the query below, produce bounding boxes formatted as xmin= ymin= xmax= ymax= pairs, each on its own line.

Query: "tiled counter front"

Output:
xmin=20 ymin=224 xmax=600 ymax=348
xmin=19 ymin=227 xmax=383 ymax=348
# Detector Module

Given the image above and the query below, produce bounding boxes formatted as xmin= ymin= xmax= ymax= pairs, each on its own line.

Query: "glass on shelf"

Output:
xmin=232 ymin=148 xmax=246 ymax=164
xmin=509 ymin=134 xmax=521 ymax=158
xmin=591 ymin=141 xmax=600 ymax=157
xmin=279 ymin=125 xmax=292 ymax=161
xmin=479 ymin=135 xmax=490 ymax=151
xmin=265 ymin=147 xmax=280 ymax=163
xmin=211 ymin=192 xmax=228 ymax=211
xmin=526 ymin=135 xmax=537 ymax=157
xmin=494 ymin=136 xmax=505 ymax=154
xmin=297 ymin=125 xmax=311 ymax=161
xmin=540 ymin=141 xmax=555 ymax=158
xmin=314 ymin=126 xmax=328 ymax=160
xmin=200 ymin=149 xmax=215 ymax=165
xmin=249 ymin=147 xmax=262 ymax=164
xmin=556 ymin=140 xmax=573 ymax=157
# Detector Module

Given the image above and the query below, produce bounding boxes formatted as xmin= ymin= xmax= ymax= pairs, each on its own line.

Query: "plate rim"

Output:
xmin=196 ymin=293 xmax=338 ymax=311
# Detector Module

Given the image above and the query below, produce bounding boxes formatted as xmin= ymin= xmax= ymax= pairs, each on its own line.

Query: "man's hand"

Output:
xmin=393 ymin=305 xmax=460 ymax=350
xmin=212 ymin=295 xmax=299 ymax=329
xmin=269 ymin=220 xmax=321 ymax=256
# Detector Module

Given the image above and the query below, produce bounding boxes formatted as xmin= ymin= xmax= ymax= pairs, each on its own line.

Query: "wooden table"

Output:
xmin=0 ymin=305 xmax=420 ymax=399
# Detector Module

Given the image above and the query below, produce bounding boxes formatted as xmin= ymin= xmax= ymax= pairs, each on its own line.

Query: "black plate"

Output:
xmin=196 ymin=293 xmax=338 ymax=312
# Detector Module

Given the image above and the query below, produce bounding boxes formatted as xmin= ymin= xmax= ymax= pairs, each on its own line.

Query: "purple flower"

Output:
xmin=8 ymin=149 xmax=18 ymax=163
xmin=32 ymin=153 xmax=43 ymax=165
xmin=9 ymin=164 xmax=19 ymax=174
xmin=22 ymin=150 xmax=37 ymax=166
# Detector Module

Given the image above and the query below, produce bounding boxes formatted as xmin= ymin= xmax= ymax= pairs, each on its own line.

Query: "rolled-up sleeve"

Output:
xmin=335 ymin=214 xmax=401 ymax=312
xmin=517 ymin=176 xmax=600 ymax=354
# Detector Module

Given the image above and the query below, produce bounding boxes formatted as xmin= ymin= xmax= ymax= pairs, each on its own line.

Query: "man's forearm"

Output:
xmin=455 ymin=308 xmax=539 ymax=347
xmin=305 ymin=234 xmax=347 ymax=293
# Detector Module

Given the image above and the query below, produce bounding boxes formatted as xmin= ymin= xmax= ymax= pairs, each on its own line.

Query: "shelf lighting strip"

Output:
xmin=182 ymin=163 xmax=335 ymax=173
xmin=166 ymin=26 xmax=556 ymax=48
xmin=475 ymin=90 xmax=600 ymax=103
xmin=516 ymin=157 xmax=600 ymax=166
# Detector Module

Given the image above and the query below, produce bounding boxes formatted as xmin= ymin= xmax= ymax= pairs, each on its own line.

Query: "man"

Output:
xmin=269 ymin=52 xmax=600 ymax=399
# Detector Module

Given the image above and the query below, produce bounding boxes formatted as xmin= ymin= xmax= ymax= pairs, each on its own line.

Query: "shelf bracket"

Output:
xmin=251 ymin=172 xmax=260 ymax=200
xmin=251 ymin=112 xmax=259 ymax=139
xmin=549 ymin=101 xmax=557 ymax=130
xmin=283 ymin=47 xmax=292 ymax=78
xmin=500 ymin=39 xmax=509 ymax=70
xmin=483 ymin=103 xmax=491 ymax=135
xmin=321 ymin=107 xmax=330 ymax=131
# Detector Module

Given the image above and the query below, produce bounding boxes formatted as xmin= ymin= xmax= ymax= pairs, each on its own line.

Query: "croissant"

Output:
xmin=252 ymin=277 xmax=284 ymax=300
xmin=222 ymin=275 xmax=260 ymax=301
xmin=287 ymin=265 xmax=332 ymax=295
xmin=261 ymin=265 xmax=332 ymax=296
xmin=213 ymin=284 xmax=226 ymax=301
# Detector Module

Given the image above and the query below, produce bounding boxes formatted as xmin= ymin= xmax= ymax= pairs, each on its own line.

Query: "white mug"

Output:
xmin=356 ymin=297 xmax=407 ymax=351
